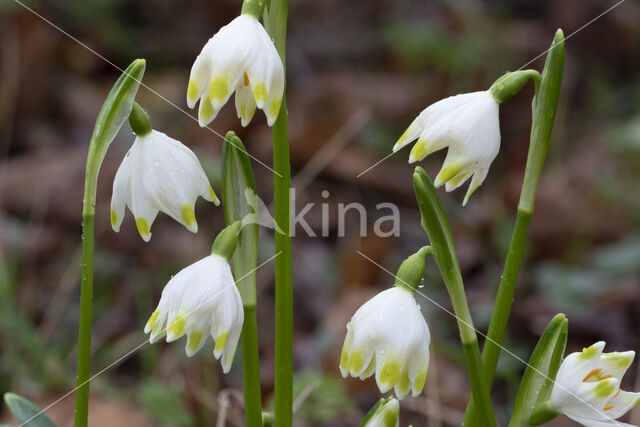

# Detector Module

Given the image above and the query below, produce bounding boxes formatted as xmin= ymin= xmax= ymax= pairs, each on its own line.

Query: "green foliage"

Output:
xmin=509 ymin=314 xmax=567 ymax=426
xmin=3 ymin=393 xmax=58 ymax=427
xmin=0 ymin=253 xmax=65 ymax=393
xmin=384 ymin=22 xmax=487 ymax=76
xmin=291 ymin=370 xmax=354 ymax=423
xmin=535 ymin=235 xmax=640 ymax=313
xmin=137 ymin=380 xmax=194 ymax=427
xmin=84 ymin=58 xmax=146 ymax=208
xmin=413 ymin=166 xmax=495 ymax=426
xmin=221 ymin=131 xmax=259 ymax=305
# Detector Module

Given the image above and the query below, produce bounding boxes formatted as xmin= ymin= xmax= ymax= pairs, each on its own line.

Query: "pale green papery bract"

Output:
xmin=340 ymin=287 xmax=430 ymax=399
xmin=550 ymin=341 xmax=640 ymax=426
xmin=394 ymin=91 xmax=500 ymax=205
xmin=110 ymin=129 xmax=219 ymax=242
xmin=144 ymin=254 xmax=244 ymax=373
xmin=187 ymin=14 xmax=284 ymax=127
xmin=363 ymin=398 xmax=400 ymax=427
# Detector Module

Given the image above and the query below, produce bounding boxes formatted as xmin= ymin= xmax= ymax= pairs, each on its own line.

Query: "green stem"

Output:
xmin=413 ymin=168 xmax=496 ymax=427
xmin=242 ymin=0 xmax=266 ymax=19
xmin=242 ymin=305 xmax=263 ymax=427
xmin=463 ymin=30 xmax=564 ymax=425
xmin=272 ymin=103 xmax=293 ymax=427
xmin=74 ymin=203 xmax=95 ymax=427
xmin=264 ymin=1 xmax=292 ymax=425
xmin=73 ymin=59 xmax=145 ymax=427
xmin=221 ymin=132 xmax=262 ymax=426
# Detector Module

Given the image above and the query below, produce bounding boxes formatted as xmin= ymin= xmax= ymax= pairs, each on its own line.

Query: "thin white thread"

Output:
xmin=17 ymin=252 xmax=281 ymax=427
xmin=356 ymin=250 xmax=625 ymax=426
xmin=9 ymin=0 xmax=282 ymax=178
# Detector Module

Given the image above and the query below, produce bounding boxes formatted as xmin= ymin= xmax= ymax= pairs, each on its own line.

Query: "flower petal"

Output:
xmin=600 ymin=389 xmax=640 ymax=420
xmin=235 ymin=81 xmax=257 ymax=127
xmin=599 ymin=351 xmax=635 ymax=382
xmin=110 ymin=147 xmax=135 ymax=232
xmin=565 ymin=413 xmax=636 ymax=427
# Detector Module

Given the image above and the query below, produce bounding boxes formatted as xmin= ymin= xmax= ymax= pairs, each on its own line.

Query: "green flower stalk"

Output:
xmin=263 ymin=0 xmax=293 ymax=425
xmin=463 ymin=29 xmax=565 ymax=425
xmin=413 ymin=167 xmax=496 ymax=426
xmin=75 ymin=58 xmax=145 ymax=427
xmin=221 ymin=131 xmax=262 ymax=427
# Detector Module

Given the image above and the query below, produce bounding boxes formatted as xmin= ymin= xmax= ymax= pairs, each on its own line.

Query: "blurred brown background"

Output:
xmin=1 ymin=0 xmax=639 ymax=425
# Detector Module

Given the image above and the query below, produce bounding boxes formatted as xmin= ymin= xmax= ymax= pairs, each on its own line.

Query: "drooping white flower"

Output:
xmin=187 ymin=14 xmax=284 ymax=127
xmin=362 ymin=398 xmax=400 ymax=427
xmin=340 ymin=286 xmax=430 ymax=399
xmin=144 ymin=253 xmax=243 ymax=373
xmin=550 ymin=341 xmax=640 ymax=426
xmin=393 ymin=91 xmax=500 ymax=205
xmin=110 ymin=129 xmax=219 ymax=242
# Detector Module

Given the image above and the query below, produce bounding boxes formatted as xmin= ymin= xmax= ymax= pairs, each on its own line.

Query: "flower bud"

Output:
xmin=361 ymin=397 xmax=399 ymax=427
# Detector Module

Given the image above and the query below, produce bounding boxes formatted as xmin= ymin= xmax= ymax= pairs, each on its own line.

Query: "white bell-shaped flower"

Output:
xmin=362 ymin=398 xmax=400 ymax=427
xmin=144 ymin=253 xmax=244 ymax=373
xmin=340 ymin=286 xmax=430 ymax=399
xmin=393 ymin=91 xmax=500 ymax=205
xmin=187 ymin=14 xmax=284 ymax=127
xmin=110 ymin=129 xmax=219 ymax=242
xmin=550 ymin=341 xmax=640 ymax=426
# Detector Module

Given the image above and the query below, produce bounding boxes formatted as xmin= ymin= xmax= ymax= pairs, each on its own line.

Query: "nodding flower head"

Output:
xmin=187 ymin=14 xmax=284 ymax=127
xmin=550 ymin=341 xmax=640 ymax=426
xmin=339 ymin=286 xmax=430 ymax=399
xmin=144 ymin=253 xmax=243 ymax=373
xmin=110 ymin=129 xmax=219 ymax=242
xmin=393 ymin=91 xmax=500 ymax=205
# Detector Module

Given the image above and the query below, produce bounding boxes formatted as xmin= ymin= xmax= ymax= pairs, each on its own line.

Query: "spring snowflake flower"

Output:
xmin=393 ymin=91 xmax=500 ymax=205
xmin=362 ymin=398 xmax=400 ymax=427
xmin=187 ymin=14 xmax=284 ymax=127
xmin=340 ymin=286 xmax=430 ymax=399
xmin=110 ymin=128 xmax=219 ymax=242
xmin=144 ymin=223 xmax=244 ymax=373
xmin=550 ymin=341 xmax=640 ymax=426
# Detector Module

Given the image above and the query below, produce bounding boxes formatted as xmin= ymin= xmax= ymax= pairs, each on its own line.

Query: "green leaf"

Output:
xmin=221 ymin=131 xmax=259 ymax=305
xmin=519 ymin=29 xmax=564 ymax=213
xmin=359 ymin=398 xmax=388 ymax=427
xmin=83 ymin=58 xmax=146 ymax=215
xmin=508 ymin=313 xmax=568 ymax=427
xmin=412 ymin=167 xmax=495 ymax=426
xmin=3 ymin=393 xmax=58 ymax=427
